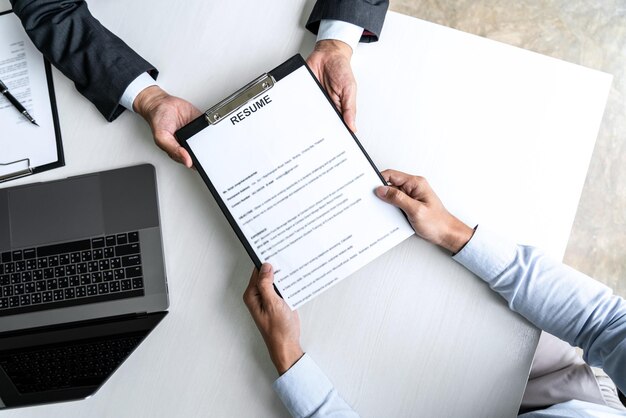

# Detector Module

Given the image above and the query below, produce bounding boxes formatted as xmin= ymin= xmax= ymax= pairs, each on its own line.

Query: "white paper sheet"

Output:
xmin=0 ymin=11 xmax=59 ymax=178
xmin=187 ymin=66 xmax=415 ymax=309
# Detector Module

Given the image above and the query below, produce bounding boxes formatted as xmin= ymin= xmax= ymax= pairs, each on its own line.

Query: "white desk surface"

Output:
xmin=2 ymin=0 xmax=611 ymax=417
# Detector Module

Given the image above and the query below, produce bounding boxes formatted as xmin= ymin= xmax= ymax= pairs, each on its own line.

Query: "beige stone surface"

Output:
xmin=390 ymin=0 xmax=626 ymax=297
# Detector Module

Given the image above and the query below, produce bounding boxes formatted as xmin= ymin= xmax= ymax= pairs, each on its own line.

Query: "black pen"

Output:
xmin=0 ymin=78 xmax=38 ymax=126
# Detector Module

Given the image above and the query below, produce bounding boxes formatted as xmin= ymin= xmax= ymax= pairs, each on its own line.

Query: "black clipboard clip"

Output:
xmin=204 ymin=74 xmax=275 ymax=125
xmin=0 ymin=158 xmax=32 ymax=183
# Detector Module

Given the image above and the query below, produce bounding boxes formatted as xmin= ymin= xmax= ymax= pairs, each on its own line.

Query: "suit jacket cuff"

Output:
xmin=108 ymin=67 xmax=158 ymax=121
xmin=306 ymin=0 xmax=388 ymax=43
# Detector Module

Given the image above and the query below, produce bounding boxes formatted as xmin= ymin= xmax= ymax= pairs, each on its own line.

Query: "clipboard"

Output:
xmin=175 ymin=53 xmax=415 ymax=309
xmin=176 ymin=54 xmax=389 ymax=270
xmin=0 ymin=10 xmax=64 ymax=183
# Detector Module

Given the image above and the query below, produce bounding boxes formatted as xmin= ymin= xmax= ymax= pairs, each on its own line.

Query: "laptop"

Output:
xmin=0 ymin=164 xmax=169 ymax=409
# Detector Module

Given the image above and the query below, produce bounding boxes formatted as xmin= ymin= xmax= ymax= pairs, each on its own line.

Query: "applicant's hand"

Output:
xmin=375 ymin=169 xmax=474 ymax=253
xmin=134 ymin=86 xmax=202 ymax=168
xmin=243 ymin=263 xmax=304 ymax=375
xmin=307 ymin=39 xmax=357 ymax=132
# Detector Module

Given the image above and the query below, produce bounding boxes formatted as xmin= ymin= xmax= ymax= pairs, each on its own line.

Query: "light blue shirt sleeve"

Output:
xmin=273 ymin=354 xmax=359 ymax=417
xmin=273 ymin=226 xmax=626 ymax=417
xmin=453 ymin=226 xmax=626 ymax=394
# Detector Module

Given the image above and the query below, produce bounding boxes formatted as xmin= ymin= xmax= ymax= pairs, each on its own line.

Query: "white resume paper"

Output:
xmin=187 ymin=66 xmax=414 ymax=309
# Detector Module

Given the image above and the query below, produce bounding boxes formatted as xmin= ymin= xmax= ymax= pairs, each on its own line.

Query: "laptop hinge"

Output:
xmin=0 ymin=312 xmax=150 ymax=338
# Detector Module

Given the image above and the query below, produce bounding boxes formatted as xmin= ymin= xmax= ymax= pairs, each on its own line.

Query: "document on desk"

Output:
xmin=0 ymin=10 xmax=63 ymax=182
xmin=177 ymin=55 xmax=414 ymax=309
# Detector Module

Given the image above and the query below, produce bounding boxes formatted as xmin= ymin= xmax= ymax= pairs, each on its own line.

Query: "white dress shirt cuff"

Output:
xmin=272 ymin=354 xmax=335 ymax=417
xmin=452 ymin=225 xmax=518 ymax=283
xmin=120 ymin=72 xmax=158 ymax=112
xmin=316 ymin=19 xmax=364 ymax=53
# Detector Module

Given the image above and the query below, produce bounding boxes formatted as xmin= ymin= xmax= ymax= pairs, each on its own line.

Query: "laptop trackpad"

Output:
xmin=8 ymin=177 xmax=105 ymax=249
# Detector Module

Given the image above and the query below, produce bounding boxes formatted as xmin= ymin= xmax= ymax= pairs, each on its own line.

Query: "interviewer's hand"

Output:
xmin=243 ymin=263 xmax=303 ymax=375
xmin=134 ymin=86 xmax=202 ymax=168
xmin=307 ymin=39 xmax=357 ymax=132
xmin=375 ymin=170 xmax=474 ymax=253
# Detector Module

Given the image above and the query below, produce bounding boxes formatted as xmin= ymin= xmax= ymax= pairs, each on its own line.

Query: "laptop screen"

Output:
xmin=0 ymin=311 xmax=166 ymax=409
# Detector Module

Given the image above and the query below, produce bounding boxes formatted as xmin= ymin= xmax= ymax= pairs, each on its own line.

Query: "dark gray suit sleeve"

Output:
xmin=10 ymin=0 xmax=157 ymax=121
xmin=306 ymin=0 xmax=389 ymax=43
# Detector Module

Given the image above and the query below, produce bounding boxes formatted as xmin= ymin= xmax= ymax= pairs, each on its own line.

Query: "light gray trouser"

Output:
xmin=521 ymin=332 xmax=625 ymax=412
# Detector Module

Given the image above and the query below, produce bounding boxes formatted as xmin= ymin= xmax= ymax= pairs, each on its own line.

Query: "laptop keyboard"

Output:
xmin=0 ymin=333 xmax=144 ymax=393
xmin=0 ymin=231 xmax=145 ymax=317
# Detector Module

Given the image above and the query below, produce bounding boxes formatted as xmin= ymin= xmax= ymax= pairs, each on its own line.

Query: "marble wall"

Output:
xmin=390 ymin=0 xmax=626 ymax=297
